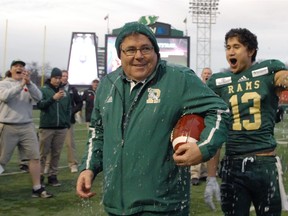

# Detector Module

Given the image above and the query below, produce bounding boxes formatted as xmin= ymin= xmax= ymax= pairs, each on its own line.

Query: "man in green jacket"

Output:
xmin=76 ymin=22 xmax=230 ymax=215
xmin=37 ymin=68 xmax=71 ymax=187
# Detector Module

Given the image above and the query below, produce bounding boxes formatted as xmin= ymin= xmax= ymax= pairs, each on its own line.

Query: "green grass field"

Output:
xmin=0 ymin=111 xmax=288 ymax=216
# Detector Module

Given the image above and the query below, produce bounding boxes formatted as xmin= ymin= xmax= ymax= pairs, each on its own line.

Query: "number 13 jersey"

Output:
xmin=207 ymin=59 xmax=287 ymax=156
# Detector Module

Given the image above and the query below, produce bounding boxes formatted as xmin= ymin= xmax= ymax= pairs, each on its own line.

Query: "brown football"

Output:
xmin=171 ymin=114 xmax=205 ymax=151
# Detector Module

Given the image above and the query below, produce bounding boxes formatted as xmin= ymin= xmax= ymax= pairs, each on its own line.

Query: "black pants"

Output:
xmin=220 ymin=156 xmax=281 ymax=216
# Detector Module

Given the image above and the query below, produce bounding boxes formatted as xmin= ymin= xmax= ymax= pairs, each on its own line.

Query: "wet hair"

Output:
xmin=225 ymin=28 xmax=258 ymax=62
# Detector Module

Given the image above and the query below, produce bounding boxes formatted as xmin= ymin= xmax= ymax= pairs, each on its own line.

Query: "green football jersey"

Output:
xmin=207 ymin=59 xmax=286 ymax=156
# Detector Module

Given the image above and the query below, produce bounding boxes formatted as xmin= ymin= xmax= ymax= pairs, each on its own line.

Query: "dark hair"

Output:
xmin=5 ymin=70 xmax=12 ymax=77
xmin=225 ymin=28 xmax=258 ymax=62
xmin=61 ymin=70 xmax=68 ymax=74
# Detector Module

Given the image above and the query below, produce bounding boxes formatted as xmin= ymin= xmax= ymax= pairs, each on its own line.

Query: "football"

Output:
xmin=171 ymin=114 xmax=205 ymax=151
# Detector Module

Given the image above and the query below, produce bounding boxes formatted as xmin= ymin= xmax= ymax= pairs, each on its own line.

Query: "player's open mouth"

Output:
xmin=16 ymin=71 xmax=22 ymax=74
xmin=230 ymin=58 xmax=237 ymax=66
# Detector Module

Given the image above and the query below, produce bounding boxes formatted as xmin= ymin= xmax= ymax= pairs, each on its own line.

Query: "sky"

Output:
xmin=0 ymin=0 xmax=287 ymax=76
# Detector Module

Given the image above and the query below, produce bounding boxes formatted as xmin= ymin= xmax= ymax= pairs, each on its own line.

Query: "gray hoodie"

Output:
xmin=0 ymin=77 xmax=42 ymax=124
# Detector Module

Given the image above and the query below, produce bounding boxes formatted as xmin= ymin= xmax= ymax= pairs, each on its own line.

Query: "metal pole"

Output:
xmin=41 ymin=25 xmax=46 ymax=87
xmin=189 ymin=0 xmax=219 ymax=75
xmin=2 ymin=19 xmax=8 ymax=78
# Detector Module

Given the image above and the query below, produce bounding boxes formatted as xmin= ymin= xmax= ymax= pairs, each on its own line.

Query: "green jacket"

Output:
xmin=37 ymin=80 xmax=71 ymax=129
xmin=79 ymin=60 xmax=229 ymax=214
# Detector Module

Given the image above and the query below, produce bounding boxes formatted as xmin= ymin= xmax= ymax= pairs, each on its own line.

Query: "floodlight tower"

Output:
xmin=189 ymin=0 xmax=219 ymax=75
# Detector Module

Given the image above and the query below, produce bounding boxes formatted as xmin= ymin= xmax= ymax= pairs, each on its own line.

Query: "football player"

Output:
xmin=207 ymin=28 xmax=288 ymax=215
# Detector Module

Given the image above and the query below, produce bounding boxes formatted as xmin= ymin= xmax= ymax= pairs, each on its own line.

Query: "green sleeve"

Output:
xmin=181 ymin=71 xmax=230 ymax=161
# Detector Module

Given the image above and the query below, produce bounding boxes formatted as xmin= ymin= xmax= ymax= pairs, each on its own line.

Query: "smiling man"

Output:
xmin=207 ymin=28 xmax=288 ymax=215
xmin=0 ymin=60 xmax=52 ymax=198
xmin=76 ymin=22 xmax=230 ymax=215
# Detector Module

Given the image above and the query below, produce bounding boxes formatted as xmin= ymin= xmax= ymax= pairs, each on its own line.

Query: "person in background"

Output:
xmin=207 ymin=28 xmax=288 ymax=215
xmin=37 ymin=68 xmax=71 ymax=186
xmin=44 ymin=70 xmax=82 ymax=173
xmin=200 ymin=67 xmax=222 ymax=212
xmin=76 ymin=21 xmax=229 ymax=215
xmin=201 ymin=67 xmax=213 ymax=83
xmin=190 ymin=67 xmax=212 ymax=186
xmin=60 ymin=70 xmax=82 ymax=173
xmin=0 ymin=60 xmax=52 ymax=198
xmin=81 ymin=78 xmax=99 ymax=127
xmin=2 ymin=69 xmax=30 ymax=173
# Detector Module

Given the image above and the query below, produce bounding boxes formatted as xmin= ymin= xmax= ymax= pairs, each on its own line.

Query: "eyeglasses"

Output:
xmin=121 ymin=46 xmax=154 ymax=56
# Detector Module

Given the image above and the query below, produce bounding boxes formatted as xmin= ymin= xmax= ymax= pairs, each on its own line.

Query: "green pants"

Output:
xmin=220 ymin=155 xmax=282 ymax=216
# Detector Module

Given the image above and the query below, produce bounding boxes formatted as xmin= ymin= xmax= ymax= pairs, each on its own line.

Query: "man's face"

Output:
xmin=10 ymin=63 xmax=25 ymax=81
xmin=120 ymin=34 xmax=158 ymax=82
xmin=225 ymin=37 xmax=255 ymax=74
xmin=50 ymin=76 xmax=62 ymax=87
xmin=91 ymin=81 xmax=98 ymax=90
xmin=201 ymin=69 xmax=212 ymax=83
xmin=61 ymin=72 xmax=68 ymax=84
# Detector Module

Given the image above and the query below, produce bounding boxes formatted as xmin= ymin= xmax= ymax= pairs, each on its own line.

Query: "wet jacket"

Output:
xmin=79 ymin=60 xmax=229 ymax=215
xmin=37 ymin=79 xmax=71 ymax=129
